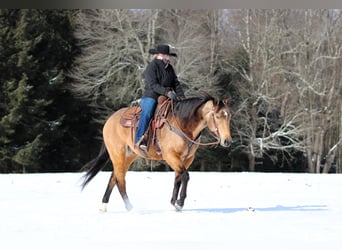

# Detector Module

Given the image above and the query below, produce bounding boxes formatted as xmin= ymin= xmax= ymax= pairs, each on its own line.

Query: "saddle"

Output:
xmin=119 ymin=96 xmax=172 ymax=151
xmin=119 ymin=96 xmax=171 ymax=129
xmin=120 ymin=105 xmax=141 ymax=128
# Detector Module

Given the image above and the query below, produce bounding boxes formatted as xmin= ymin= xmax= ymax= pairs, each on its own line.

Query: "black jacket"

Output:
xmin=142 ymin=58 xmax=185 ymax=100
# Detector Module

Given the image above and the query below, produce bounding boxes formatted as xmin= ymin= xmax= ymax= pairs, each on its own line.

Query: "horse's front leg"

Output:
xmin=171 ymin=173 xmax=181 ymax=207
xmin=176 ymin=170 xmax=190 ymax=210
xmin=171 ymin=170 xmax=190 ymax=211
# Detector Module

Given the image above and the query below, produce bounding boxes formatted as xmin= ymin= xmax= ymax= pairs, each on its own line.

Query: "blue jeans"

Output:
xmin=135 ymin=97 xmax=157 ymax=144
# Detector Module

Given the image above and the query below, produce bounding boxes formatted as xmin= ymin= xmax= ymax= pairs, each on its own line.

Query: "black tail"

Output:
xmin=81 ymin=143 xmax=110 ymax=190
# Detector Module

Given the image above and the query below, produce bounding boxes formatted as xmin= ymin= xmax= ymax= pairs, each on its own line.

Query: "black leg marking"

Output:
xmin=170 ymin=170 xmax=190 ymax=210
xmin=176 ymin=171 xmax=190 ymax=208
xmin=102 ymin=173 xmax=116 ymax=203
xmin=170 ymin=174 xmax=182 ymax=205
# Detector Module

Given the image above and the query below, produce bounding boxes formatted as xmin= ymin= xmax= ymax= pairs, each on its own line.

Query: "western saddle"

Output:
xmin=119 ymin=96 xmax=172 ymax=152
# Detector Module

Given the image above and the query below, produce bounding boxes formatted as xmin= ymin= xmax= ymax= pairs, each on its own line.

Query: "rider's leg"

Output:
xmin=135 ymin=97 xmax=157 ymax=145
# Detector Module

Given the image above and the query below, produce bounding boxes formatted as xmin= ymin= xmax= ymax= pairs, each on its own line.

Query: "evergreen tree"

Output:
xmin=0 ymin=9 xmax=98 ymax=173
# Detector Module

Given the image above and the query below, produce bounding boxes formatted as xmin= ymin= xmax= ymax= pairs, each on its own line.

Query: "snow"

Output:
xmin=1 ymin=171 xmax=342 ymax=250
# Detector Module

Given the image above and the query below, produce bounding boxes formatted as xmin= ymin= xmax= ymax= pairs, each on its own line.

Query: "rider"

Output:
xmin=135 ymin=44 xmax=185 ymax=153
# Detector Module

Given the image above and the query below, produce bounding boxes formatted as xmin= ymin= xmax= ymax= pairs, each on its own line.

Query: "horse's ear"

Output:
xmin=222 ymin=98 xmax=231 ymax=106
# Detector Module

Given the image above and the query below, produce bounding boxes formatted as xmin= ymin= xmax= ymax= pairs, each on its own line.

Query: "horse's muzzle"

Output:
xmin=220 ymin=138 xmax=232 ymax=148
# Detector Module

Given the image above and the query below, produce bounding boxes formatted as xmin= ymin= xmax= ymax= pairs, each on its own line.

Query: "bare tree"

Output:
xmin=222 ymin=10 xmax=307 ymax=171
xmin=323 ymin=138 xmax=342 ymax=173
xmin=288 ymin=9 xmax=342 ymax=172
xmin=224 ymin=9 xmax=342 ymax=172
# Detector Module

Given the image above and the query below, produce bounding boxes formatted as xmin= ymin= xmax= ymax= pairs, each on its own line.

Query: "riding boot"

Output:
xmin=135 ymin=136 xmax=147 ymax=155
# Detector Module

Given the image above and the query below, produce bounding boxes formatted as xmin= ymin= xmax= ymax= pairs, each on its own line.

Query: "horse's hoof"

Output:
xmin=246 ymin=207 xmax=255 ymax=212
xmin=99 ymin=203 xmax=107 ymax=213
xmin=125 ymin=204 xmax=133 ymax=211
xmin=174 ymin=203 xmax=183 ymax=211
xmin=124 ymin=198 xmax=133 ymax=211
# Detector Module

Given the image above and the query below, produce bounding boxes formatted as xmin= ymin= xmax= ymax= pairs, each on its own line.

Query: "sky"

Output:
xmin=1 ymin=171 xmax=341 ymax=250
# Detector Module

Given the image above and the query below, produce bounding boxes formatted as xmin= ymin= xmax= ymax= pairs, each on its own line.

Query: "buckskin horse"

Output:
xmin=81 ymin=94 xmax=232 ymax=212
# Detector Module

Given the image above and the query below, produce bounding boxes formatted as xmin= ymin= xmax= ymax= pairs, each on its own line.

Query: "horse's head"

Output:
xmin=172 ymin=94 xmax=232 ymax=147
xmin=207 ymin=98 xmax=232 ymax=147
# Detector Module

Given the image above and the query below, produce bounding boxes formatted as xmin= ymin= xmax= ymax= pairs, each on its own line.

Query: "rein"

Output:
xmin=160 ymin=100 xmax=221 ymax=146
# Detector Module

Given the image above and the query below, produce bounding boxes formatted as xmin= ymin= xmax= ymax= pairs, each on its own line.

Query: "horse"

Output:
xmin=81 ymin=94 xmax=232 ymax=212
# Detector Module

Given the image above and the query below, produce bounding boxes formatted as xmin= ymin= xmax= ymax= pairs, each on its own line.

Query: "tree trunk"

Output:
xmin=323 ymin=138 xmax=342 ymax=173
xmin=306 ymin=134 xmax=314 ymax=173
xmin=248 ymin=150 xmax=256 ymax=172
xmin=315 ymin=130 xmax=324 ymax=173
xmin=339 ymin=103 xmax=342 ymax=173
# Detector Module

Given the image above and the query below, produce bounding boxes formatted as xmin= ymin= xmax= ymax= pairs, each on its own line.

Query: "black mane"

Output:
xmin=172 ymin=93 xmax=215 ymax=127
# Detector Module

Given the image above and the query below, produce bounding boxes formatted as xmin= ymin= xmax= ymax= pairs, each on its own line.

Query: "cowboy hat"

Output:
xmin=148 ymin=44 xmax=177 ymax=57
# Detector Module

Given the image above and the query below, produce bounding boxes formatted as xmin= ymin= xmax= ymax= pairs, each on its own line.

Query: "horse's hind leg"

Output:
xmin=116 ymin=172 xmax=133 ymax=211
xmin=112 ymin=154 xmax=137 ymax=211
xmin=100 ymin=151 xmax=136 ymax=212
xmin=100 ymin=172 xmax=117 ymax=212
xmin=100 ymin=171 xmax=133 ymax=212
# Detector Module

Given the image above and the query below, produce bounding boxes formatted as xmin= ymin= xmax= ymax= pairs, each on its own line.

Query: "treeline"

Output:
xmin=0 ymin=10 xmax=99 ymax=173
xmin=1 ymin=9 xmax=341 ymax=173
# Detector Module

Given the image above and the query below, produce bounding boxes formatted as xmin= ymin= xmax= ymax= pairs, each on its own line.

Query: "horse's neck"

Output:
xmin=200 ymin=99 xmax=215 ymax=125
xmin=188 ymin=100 xmax=214 ymax=138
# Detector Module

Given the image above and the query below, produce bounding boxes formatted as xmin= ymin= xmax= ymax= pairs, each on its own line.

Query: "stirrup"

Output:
xmin=137 ymin=145 xmax=147 ymax=157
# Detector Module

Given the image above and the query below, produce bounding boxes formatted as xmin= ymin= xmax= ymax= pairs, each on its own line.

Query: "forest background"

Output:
xmin=1 ymin=9 xmax=341 ymax=174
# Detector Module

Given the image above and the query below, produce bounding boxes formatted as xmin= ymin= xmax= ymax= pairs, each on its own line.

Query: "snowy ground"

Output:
xmin=1 ymin=171 xmax=342 ymax=250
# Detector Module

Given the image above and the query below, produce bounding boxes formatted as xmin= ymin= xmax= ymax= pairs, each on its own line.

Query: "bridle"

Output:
xmin=160 ymin=102 xmax=222 ymax=147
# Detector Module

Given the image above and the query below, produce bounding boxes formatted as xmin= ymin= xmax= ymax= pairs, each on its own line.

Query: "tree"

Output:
xmin=288 ymin=10 xmax=342 ymax=173
xmin=220 ymin=9 xmax=342 ymax=173
xmin=220 ymin=10 xmax=307 ymax=171
xmin=0 ymin=9 xmax=96 ymax=173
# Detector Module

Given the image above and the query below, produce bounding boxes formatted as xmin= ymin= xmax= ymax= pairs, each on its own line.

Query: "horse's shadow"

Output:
xmin=183 ymin=204 xmax=328 ymax=214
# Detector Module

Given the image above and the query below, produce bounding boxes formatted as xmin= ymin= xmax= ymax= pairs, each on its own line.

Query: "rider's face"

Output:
xmin=157 ymin=54 xmax=170 ymax=64
xmin=161 ymin=54 xmax=170 ymax=60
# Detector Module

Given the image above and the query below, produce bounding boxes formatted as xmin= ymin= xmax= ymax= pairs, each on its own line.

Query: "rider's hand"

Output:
xmin=176 ymin=96 xmax=186 ymax=101
xmin=166 ymin=90 xmax=177 ymax=100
